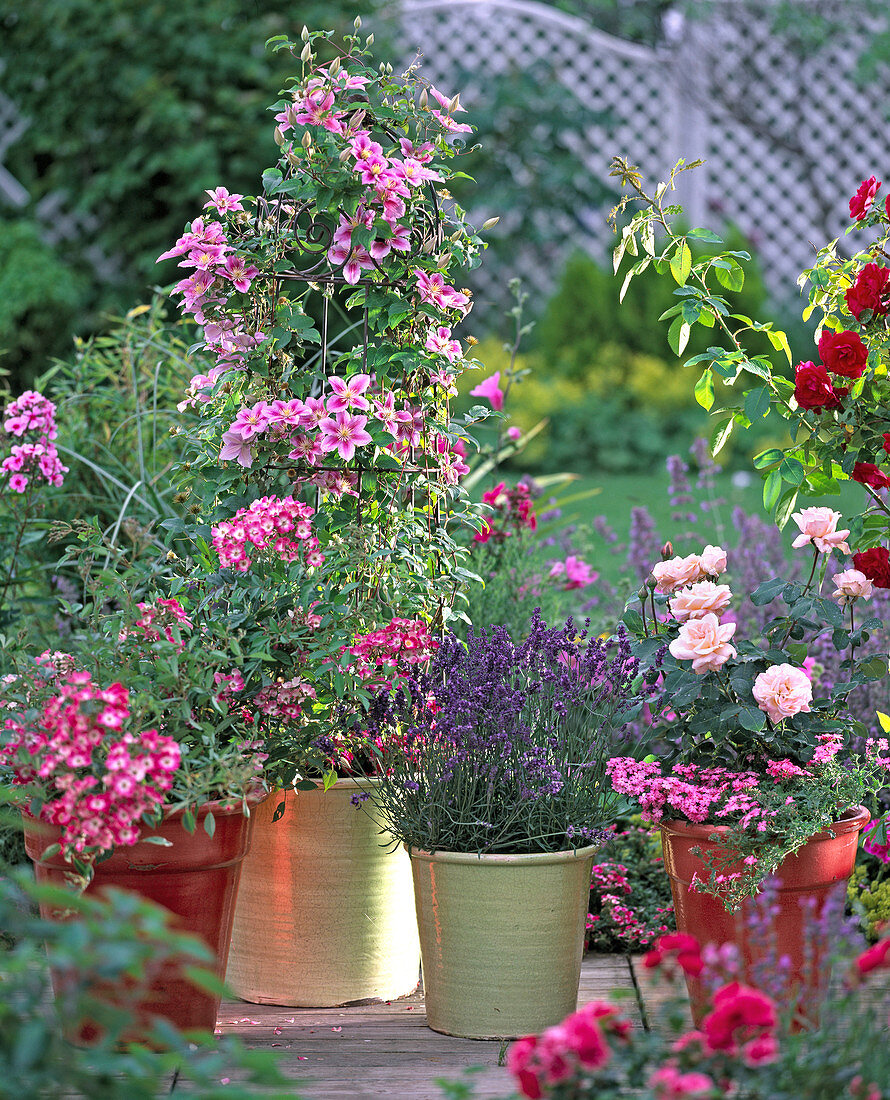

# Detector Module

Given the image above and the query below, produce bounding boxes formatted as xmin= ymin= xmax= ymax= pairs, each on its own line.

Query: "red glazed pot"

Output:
xmin=660 ymin=805 xmax=869 ymax=1024
xmin=23 ymin=799 xmax=258 ymax=1036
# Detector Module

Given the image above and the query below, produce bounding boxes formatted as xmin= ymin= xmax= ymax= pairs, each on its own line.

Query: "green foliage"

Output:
xmin=0 ymin=218 xmax=88 ymax=382
xmin=0 ymin=0 xmax=383 ymax=387
xmin=0 ymin=869 xmax=291 ymax=1098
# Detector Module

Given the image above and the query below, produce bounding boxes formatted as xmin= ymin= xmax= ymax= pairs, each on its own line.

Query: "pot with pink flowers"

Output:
xmin=609 ymin=524 xmax=888 ymax=1024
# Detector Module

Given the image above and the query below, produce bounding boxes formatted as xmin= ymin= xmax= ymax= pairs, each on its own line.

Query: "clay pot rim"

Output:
xmin=660 ymin=804 xmax=870 ymax=841
xmin=405 ymin=843 xmax=602 ymax=866
xmin=278 ymin=775 xmax=383 ymax=794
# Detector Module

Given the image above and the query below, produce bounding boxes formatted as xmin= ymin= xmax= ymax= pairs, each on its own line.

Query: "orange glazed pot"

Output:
xmin=22 ymin=800 xmax=257 ymax=1036
xmin=660 ymin=805 xmax=870 ymax=1024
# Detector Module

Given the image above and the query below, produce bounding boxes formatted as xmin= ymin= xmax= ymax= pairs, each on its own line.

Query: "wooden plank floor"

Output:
xmin=213 ymin=955 xmax=645 ymax=1100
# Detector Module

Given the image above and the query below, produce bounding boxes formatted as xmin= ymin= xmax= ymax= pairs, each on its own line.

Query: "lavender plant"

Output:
xmin=366 ymin=613 xmax=650 ymax=855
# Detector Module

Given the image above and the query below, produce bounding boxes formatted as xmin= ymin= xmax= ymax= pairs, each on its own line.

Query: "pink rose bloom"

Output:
xmin=649 ymin=1065 xmax=716 ymax=1098
xmin=669 ymin=581 xmax=732 ymax=622
xmin=832 ymin=568 xmax=874 ymax=604
xmin=752 ymin=664 xmax=813 ymax=724
xmin=668 ymin=614 xmax=737 ymax=673
xmin=699 ymin=544 xmax=727 ymax=577
xmin=652 ymin=553 xmax=704 ymax=593
xmin=790 ymin=507 xmax=850 ymax=554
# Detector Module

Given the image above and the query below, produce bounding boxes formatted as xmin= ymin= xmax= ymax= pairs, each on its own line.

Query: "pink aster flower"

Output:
xmin=790 ymin=506 xmax=850 ymax=554
xmin=318 ymin=411 xmax=372 ymax=461
xmin=470 ymin=372 xmax=505 ymax=411
xmin=668 ymin=613 xmax=737 ymax=673
xmin=752 ymin=664 xmax=813 ymax=724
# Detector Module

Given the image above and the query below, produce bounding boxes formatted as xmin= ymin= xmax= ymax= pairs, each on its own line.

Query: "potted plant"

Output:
xmin=2 ymin=572 xmax=271 ymax=1035
xmin=608 ymin=529 xmax=888 ymax=1022
xmin=152 ymin=24 xmax=496 ymax=1007
xmin=364 ymin=612 xmax=648 ymax=1039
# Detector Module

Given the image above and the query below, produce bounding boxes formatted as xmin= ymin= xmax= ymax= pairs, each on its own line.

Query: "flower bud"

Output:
xmin=466 ymin=335 xmax=478 ymax=346
xmin=646 ymin=573 xmax=658 ymax=590
xmin=638 ymin=584 xmax=649 ymax=602
xmin=302 ymin=131 xmax=313 ymax=150
xmin=448 ymin=93 xmax=461 ymax=113
xmin=301 ymin=25 xmax=310 ymax=41
xmin=338 ymin=147 xmax=352 ymax=163
xmin=273 ymin=126 xmax=286 ymax=147
xmin=300 ymin=42 xmax=313 ymax=62
xmin=354 ymin=15 xmax=362 ymax=29
xmin=366 ymin=33 xmax=374 ymax=46
xmin=328 ymin=56 xmax=341 ymax=76
xmin=482 ymin=216 xmax=500 ymax=230
xmin=419 ymin=88 xmax=428 ymax=109
xmin=660 ymin=541 xmax=673 ymax=560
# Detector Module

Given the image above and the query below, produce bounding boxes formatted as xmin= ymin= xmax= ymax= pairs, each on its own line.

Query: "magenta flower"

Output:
xmin=318 ymin=411 xmax=372 ymax=461
xmin=326 ymin=374 xmax=372 ymax=412
xmin=203 ymin=186 xmax=244 ymax=214
xmin=223 ymin=255 xmax=260 ymax=293
xmin=425 ymin=325 xmax=462 ymax=363
xmin=470 ymin=372 xmax=505 ymax=411
xmin=219 ymin=429 xmax=254 ymax=468
xmin=230 ymin=402 xmax=272 ymax=440
xmin=327 ymin=241 xmax=374 ymax=284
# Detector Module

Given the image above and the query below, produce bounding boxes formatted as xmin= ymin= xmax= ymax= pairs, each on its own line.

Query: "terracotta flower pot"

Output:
xmin=226 ymin=778 xmax=420 ymax=1006
xmin=22 ymin=800 xmax=257 ymax=1036
xmin=409 ymin=843 xmax=599 ymax=1039
xmin=660 ymin=805 xmax=870 ymax=1023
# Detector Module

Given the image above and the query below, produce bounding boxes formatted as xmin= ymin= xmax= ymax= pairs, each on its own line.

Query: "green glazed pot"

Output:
xmin=409 ymin=843 xmax=598 ymax=1039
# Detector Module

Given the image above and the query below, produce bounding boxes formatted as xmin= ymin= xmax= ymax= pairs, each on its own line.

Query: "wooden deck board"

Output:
xmin=212 ymin=954 xmax=642 ymax=1099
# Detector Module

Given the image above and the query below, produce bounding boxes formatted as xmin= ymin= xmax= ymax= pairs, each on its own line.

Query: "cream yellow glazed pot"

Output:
xmin=409 ymin=843 xmax=598 ymax=1039
xmin=226 ymin=779 xmax=420 ymax=1006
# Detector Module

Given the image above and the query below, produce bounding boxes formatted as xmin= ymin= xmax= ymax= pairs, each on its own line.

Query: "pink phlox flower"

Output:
xmin=326 ymin=374 xmax=372 ymax=412
xmin=318 ymin=410 xmax=372 ymax=461
xmin=203 ymin=186 xmax=244 ymax=213
xmin=469 ymin=372 xmax=505 ymax=410
xmin=765 ymin=758 xmax=811 ymax=781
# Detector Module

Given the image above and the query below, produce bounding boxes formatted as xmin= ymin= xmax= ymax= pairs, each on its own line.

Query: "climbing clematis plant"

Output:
xmin=156 ymin=25 xmax=495 ymax=786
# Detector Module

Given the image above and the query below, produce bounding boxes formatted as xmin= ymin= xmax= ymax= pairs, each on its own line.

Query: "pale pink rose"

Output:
xmin=752 ymin=664 xmax=813 ymax=724
xmin=669 ymin=581 xmax=733 ymax=622
xmin=668 ymin=613 xmax=737 ymax=673
xmin=832 ymin=568 xmax=874 ymax=605
xmin=699 ymin=544 xmax=727 ymax=577
xmin=791 ymin=507 xmax=850 ymax=554
xmin=652 ymin=553 xmax=703 ymax=593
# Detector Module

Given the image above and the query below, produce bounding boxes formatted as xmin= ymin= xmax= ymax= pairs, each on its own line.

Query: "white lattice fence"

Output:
xmin=382 ymin=0 xmax=687 ymax=318
xmin=382 ymin=0 xmax=890 ymax=317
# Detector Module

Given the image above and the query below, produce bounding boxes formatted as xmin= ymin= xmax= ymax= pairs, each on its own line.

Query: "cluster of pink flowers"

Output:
xmin=1 ymin=671 xmax=180 ymax=861
xmin=128 ymin=597 xmax=193 ymax=652
xmin=474 ymin=481 xmax=537 ymax=544
xmin=211 ymin=495 xmax=322 ymax=572
xmin=342 ymin=618 xmax=438 ymax=688
xmin=549 ymin=555 xmax=598 ymax=590
xmin=507 ymin=1001 xmax=632 ymax=1099
xmin=586 ymin=860 xmax=673 ymax=949
xmin=253 ymin=677 xmax=317 ymax=723
xmin=1 ymin=390 xmax=68 ymax=493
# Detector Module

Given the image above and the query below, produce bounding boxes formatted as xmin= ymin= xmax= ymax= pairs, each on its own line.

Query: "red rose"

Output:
xmin=852 ymin=462 xmax=890 ymax=489
xmin=856 ymin=937 xmax=890 ymax=975
xmin=849 ymin=175 xmax=881 ymax=220
xmin=845 ymin=263 xmax=890 ymax=321
xmin=793 ymin=360 xmax=841 ymax=411
xmin=853 ymin=547 xmax=890 ymax=588
xmin=883 ymin=433 xmax=890 ymax=455
xmin=817 ymin=329 xmax=868 ymax=378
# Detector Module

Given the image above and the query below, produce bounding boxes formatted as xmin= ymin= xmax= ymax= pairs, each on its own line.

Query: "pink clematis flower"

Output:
xmin=326 ymin=374 xmax=372 ymax=413
xmin=327 ymin=241 xmax=374 ymax=284
xmin=230 ymin=402 xmax=272 ymax=440
xmin=470 ymin=372 xmax=505 ymax=411
xmin=219 ymin=429 xmax=254 ymax=468
xmin=425 ymin=325 xmax=463 ymax=363
xmin=203 ymin=186 xmax=244 ymax=213
xmin=223 ymin=254 xmax=260 ymax=293
xmin=318 ymin=411 xmax=372 ymax=461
